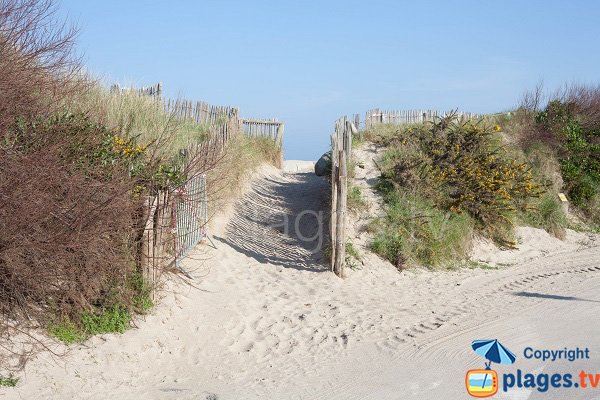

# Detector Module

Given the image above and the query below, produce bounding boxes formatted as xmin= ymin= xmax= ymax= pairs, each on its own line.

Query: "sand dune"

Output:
xmin=5 ymin=164 xmax=600 ymax=400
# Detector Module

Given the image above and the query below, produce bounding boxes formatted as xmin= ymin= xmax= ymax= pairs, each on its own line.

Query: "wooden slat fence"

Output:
xmin=241 ymin=118 xmax=285 ymax=147
xmin=110 ymin=82 xmax=162 ymax=98
xmin=165 ymin=99 xmax=239 ymax=125
xmin=139 ymin=92 xmax=285 ymax=287
xmin=330 ymin=116 xmax=353 ymax=277
xmin=365 ymin=109 xmax=481 ymax=129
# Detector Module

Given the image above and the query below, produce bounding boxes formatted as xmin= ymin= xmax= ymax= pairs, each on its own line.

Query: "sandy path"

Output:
xmin=5 ymin=166 xmax=600 ymax=400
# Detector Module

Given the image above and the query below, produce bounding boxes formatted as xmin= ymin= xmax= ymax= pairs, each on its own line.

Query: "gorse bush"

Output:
xmin=365 ymin=114 xmax=545 ymax=268
xmin=376 ymin=114 xmax=542 ymax=244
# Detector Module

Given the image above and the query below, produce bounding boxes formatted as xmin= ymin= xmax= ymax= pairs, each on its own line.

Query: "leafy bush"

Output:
xmin=377 ymin=115 xmax=542 ymax=242
xmin=514 ymin=85 xmax=600 ymax=225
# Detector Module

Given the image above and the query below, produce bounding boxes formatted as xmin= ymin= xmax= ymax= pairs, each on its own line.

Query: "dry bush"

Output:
xmin=0 ymin=0 xmax=82 ymax=133
xmin=0 ymin=113 xmax=145 ymax=325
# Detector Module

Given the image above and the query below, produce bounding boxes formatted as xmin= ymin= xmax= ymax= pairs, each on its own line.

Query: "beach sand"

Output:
xmin=5 ymin=161 xmax=600 ymax=400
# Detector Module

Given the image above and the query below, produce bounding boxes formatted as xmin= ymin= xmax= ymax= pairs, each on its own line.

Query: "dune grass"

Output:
xmin=369 ymin=187 xmax=473 ymax=269
xmin=65 ymin=84 xmax=211 ymax=157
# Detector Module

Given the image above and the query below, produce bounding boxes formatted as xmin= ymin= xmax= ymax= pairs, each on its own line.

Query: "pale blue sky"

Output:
xmin=59 ymin=0 xmax=600 ymax=159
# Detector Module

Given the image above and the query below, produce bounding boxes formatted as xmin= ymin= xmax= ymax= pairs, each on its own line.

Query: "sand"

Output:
xmin=4 ymin=156 xmax=600 ymax=400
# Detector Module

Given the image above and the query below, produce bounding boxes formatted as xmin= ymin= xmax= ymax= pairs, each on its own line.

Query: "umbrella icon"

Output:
xmin=469 ymin=339 xmax=516 ymax=393
xmin=472 ymin=339 xmax=516 ymax=369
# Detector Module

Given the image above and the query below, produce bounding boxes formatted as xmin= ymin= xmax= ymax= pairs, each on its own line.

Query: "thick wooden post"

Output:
xmin=333 ymin=149 xmax=347 ymax=277
xmin=330 ymin=138 xmax=338 ymax=269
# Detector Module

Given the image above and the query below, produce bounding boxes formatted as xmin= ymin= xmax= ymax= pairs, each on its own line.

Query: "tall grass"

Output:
xmin=65 ymin=85 xmax=210 ymax=157
xmin=370 ymin=190 xmax=473 ymax=269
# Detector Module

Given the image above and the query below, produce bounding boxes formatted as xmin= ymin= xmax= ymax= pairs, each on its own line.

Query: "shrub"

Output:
xmin=514 ymin=84 xmax=600 ymax=225
xmin=0 ymin=0 xmax=81 ymax=134
xmin=377 ymin=114 xmax=542 ymax=243
xmin=0 ymin=113 xmax=156 ymax=350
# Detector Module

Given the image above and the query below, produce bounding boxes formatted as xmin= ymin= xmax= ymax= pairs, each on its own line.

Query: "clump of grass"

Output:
xmin=345 ymin=241 xmax=361 ymax=270
xmin=352 ymin=130 xmax=365 ymax=148
xmin=521 ymin=193 xmax=568 ymax=239
xmin=48 ymin=319 xmax=86 ymax=345
xmin=370 ymin=191 xmax=473 ymax=269
xmin=81 ymin=305 xmax=131 ymax=335
xmin=48 ymin=271 xmax=153 ymax=344
xmin=0 ymin=375 xmax=19 ymax=387
xmin=49 ymin=305 xmax=131 ymax=344
xmin=66 ymin=86 xmax=210 ymax=158
xmin=347 ymin=185 xmax=367 ymax=212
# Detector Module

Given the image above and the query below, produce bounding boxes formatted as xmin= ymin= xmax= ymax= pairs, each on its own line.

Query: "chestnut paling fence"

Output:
xmin=330 ymin=109 xmax=483 ymax=277
xmin=364 ymin=108 xmax=481 ymax=129
xmin=330 ymin=116 xmax=354 ymax=277
xmin=134 ymin=86 xmax=284 ymax=290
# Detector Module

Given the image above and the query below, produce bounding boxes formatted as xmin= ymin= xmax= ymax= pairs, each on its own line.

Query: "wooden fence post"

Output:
xmin=333 ymin=149 xmax=347 ymax=277
xmin=330 ymin=126 xmax=339 ymax=270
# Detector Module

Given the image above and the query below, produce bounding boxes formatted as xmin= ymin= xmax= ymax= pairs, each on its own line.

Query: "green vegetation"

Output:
xmin=537 ymin=102 xmax=599 ymax=219
xmin=0 ymin=375 xmax=19 ymax=388
xmin=48 ymin=319 xmax=86 ymax=345
xmin=66 ymin=86 xmax=210 ymax=157
xmin=365 ymin=113 xmax=543 ymax=269
xmin=347 ymin=185 xmax=368 ymax=212
xmin=370 ymin=190 xmax=473 ymax=269
xmin=321 ymin=241 xmax=362 ymax=270
xmin=520 ymin=193 xmax=568 ymax=239
xmin=502 ymin=84 xmax=600 ymax=229
xmin=345 ymin=241 xmax=361 ymax=270
xmin=50 ymin=306 xmax=131 ymax=344
xmin=49 ymin=271 xmax=153 ymax=344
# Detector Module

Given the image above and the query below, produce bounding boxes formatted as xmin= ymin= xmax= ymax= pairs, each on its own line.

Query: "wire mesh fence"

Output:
xmin=137 ymin=88 xmax=284 ymax=286
xmin=173 ymin=173 xmax=208 ymax=271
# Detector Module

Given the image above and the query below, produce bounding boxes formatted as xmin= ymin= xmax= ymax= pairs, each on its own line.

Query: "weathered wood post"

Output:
xmin=333 ymin=149 xmax=347 ymax=277
xmin=275 ymin=123 xmax=285 ymax=168
xmin=330 ymin=135 xmax=338 ymax=270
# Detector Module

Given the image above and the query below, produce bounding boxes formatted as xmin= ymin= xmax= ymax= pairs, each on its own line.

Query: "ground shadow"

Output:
xmin=217 ymin=171 xmax=330 ymax=272
xmin=513 ymin=291 xmax=600 ymax=303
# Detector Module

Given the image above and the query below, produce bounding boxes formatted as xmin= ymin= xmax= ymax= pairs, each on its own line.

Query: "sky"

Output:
xmin=58 ymin=0 xmax=600 ymax=160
